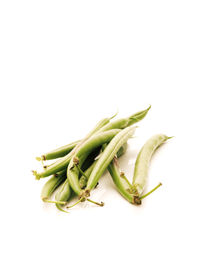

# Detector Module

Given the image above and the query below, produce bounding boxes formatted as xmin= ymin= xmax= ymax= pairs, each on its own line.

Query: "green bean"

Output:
xmin=108 ymin=157 xmax=136 ymax=204
xmin=54 ymin=148 xmax=102 ymax=212
xmin=33 ymin=115 xmax=117 ymax=180
xmin=79 ymin=142 xmax=128 ymax=189
xmin=56 ymin=141 xmax=127 ymax=208
xmin=54 ymin=130 xmax=121 ymax=211
xmin=55 ymin=162 xmax=99 ymax=212
xmin=41 ymin=171 xmax=67 ymax=204
xmin=132 ymin=134 xmax=172 ymax=196
xmin=54 ymin=162 xmax=95 ymax=212
xmin=33 ymin=107 xmax=149 ymax=180
xmin=59 ymin=141 xmax=128 ymax=210
xmin=67 ymin=129 xmax=121 ymax=197
xmin=36 ymin=140 xmax=80 ymax=161
xmin=54 ymin=178 xmax=72 ymax=212
xmin=85 ymin=126 xmax=136 ymax=195
xmin=37 ymin=106 xmax=148 ymax=162
xmin=37 ymin=114 xmax=117 ymax=162
xmin=97 ymin=105 xmax=151 ymax=133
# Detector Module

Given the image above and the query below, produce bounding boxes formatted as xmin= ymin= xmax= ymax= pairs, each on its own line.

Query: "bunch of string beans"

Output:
xmin=33 ymin=106 xmax=172 ymax=213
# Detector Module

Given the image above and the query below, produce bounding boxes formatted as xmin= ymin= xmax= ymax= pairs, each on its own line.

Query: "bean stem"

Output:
xmin=120 ymin=171 xmax=133 ymax=190
xmin=140 ymin=183 xmax=162 ymax=200
xmin=87 ymin=199 xmax=104 ymax=207
xmin=76 ymin=164 xmax=89 ymax=180
xmin=67 ymin=198 xmax=83 ymax=209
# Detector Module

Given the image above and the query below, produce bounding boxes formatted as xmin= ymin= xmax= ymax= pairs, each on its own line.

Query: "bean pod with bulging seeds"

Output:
xmin=84 ymin=126 xmax=136 ymax=197
xmin=132 ymin=134 xmax=172 ymax=197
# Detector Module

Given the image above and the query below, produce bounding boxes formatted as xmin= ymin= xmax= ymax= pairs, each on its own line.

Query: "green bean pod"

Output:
xmin=79 ymin=142 xmax=128 ymax=189
xmin=97 ymin=106 xmax=151 ymax=133
xmin=54 ymin=142 xmax=128 ymax=212
xmin=132 ymin=134 xmax=171 ymax=196
xmin=36 ymin=117 xmax=112 ymax=162
xmin=41 ymin=171 xmax=67 ymax=204
xmin=108 ymin=157 xmax=137 ymax=204
xmin=79 ymin=161 xmax=97 ymax=189
xmin=54 ymin=178 xmax=72 ymax=212
xmin=54 ymin=142 xmax=125 ymax=211
xmin=37 ymin=115 xmax=116 ymax=162
xmin=85 ymin=126 xmax=136 ymax=194
xmin=67 ymin=129 xmax=121 ymax=197
xmin=54 ymin=147 xmax=102 ymax=210
xmin=55 ymin=161 xmax=96 ymax=212
xmin=33 ymin=116 xmax=117 ymax=180
xmin=33 ymin=107 xmax=149 ymax=179
xmin=37 ymin=140 xmax=80 ymax=161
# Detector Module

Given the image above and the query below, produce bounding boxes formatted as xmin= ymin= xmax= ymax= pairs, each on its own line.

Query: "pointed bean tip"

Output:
xmin=147 ymin=104 xmax=151 ymax=110
xmin=109 ymin=109 xmax=118 ymax=120
xmin=56 ymin=204 xmax=70 ymax=213
xmin=36 ymin=157 xmax=41 ymax=161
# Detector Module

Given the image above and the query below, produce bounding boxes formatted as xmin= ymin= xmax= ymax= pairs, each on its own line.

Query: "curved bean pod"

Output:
xmin=67 ymin=129 xmax=121 ymax=197
xmin=36 ymin=116 xmax=114 ymax=162
xmin=41 ymin=171 xmax=67 ymax=204
xmin=33 ymin=116 xmax=117 ymax=180
xmin=33 ymin=107 xmax=149 ymax=179
xmin=132 ymin=134 xmax=172 ymax=196
xmin=55 ymin=147 xmax=102 ymax=211
xmin=55 ymin=161 xmax=95 ymax=212
xmin=39 ymin=114 xmax=117 ymax=161
xmin=79 ymin=142 xmax=128 ymax=189
xmin=54 ymin=178 xmax=72 ymax=211
xmin=108 ymin=157 xmax=138 ymax=204
xmin=54 ymin=141 xmax=127 ymax=212
xmin=97 ymin=106 xmax=151 ymax=133
xmin=85 ymin=126 xmax=136 ymax=194
xmin=54 ymin=142 xmax=126 ymax=212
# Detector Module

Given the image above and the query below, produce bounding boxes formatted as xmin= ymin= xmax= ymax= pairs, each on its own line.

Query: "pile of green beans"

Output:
xmin=33 ymin=106 xmax=172 ymax=212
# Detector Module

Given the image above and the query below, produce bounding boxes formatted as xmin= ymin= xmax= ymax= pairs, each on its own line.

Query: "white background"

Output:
xmin=0 ymin=1 xmax=200 ymax=266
